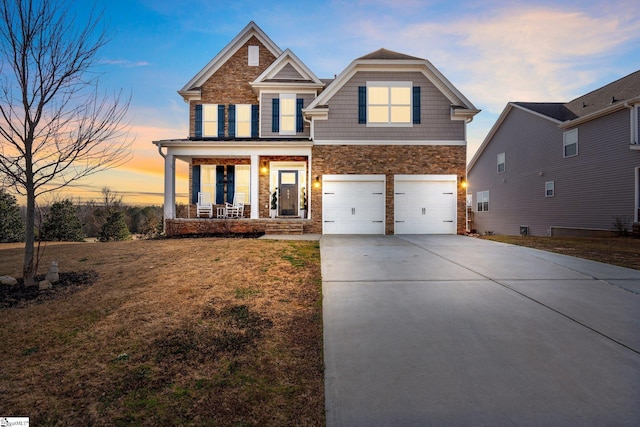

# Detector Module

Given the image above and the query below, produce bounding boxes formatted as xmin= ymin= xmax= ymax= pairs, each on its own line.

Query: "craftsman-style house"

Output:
xmin=467 ymin=70 xmax=640 ymax=236
xmin=154 ymin=22 xmax=479 ymax=235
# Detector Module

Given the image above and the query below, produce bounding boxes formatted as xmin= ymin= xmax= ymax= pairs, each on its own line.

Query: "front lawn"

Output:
xmin=0 ymin=238 xmax=324 ymax=426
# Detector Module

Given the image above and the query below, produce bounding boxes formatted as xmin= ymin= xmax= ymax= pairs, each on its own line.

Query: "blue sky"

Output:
xmin=58 ymin=0 xmax=640 ymax=205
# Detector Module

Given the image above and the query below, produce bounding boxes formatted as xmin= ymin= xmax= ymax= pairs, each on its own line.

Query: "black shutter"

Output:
xmin=191 ymin=165 xmax=201 ymax=204
xmin=413 ymin=86 xmax=421 ymax=124
xmin=215 ymin=166 xmax=224 ymax=204
xmin=272 ymin=98 xmax=279 ymax=133
xmin=296 ymin=98 xmax=304 ymax=132
xmin=226 ymin=166 xmax=235 ymax=204
xmin=194 ymin=104 xmax=203 ymax=137
xmin=358 ymin=86 xmax=366 ymax=124
xmin=251 ymin=104 xmax=259 ymax=138
xmin=217 ymin=104 xmax=225 ymax=137
xmin=228 ymin=105 xmax=236 ymax=138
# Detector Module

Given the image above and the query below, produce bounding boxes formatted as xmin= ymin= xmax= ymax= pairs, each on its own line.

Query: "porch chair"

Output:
xmin=196 ymin=192 xmax=213 ymax=218
xmin=225 ymin=193 xmax=245 ymax=218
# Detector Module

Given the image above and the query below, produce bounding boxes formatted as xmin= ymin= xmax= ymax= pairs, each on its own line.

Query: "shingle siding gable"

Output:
xmin=314 ymin=71 xmax=464 ymax=141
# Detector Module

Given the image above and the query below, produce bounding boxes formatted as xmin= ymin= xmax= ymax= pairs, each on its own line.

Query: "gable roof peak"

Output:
xmin=178 ymin=21 xmax=282 ymax=100
xmin=358 ymin=48 xmax=424 ymax=61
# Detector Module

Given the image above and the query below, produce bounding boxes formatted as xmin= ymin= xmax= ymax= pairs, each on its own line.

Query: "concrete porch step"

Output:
xmin=265 ymin=221 xmax=304 ymax=235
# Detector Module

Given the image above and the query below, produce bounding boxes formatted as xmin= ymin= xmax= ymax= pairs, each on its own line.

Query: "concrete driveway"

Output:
xmin=321 ymin=235 xmax=640 ymax=426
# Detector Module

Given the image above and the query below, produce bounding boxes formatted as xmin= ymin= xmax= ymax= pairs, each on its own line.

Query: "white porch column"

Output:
xmin=250 ymin=154 xmax=259 ymax=219
xmin=164 ymin=153 xmax=176 ymax=219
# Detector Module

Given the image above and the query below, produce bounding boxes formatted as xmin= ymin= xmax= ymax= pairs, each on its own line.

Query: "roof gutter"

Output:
xmin=157 ymin=142 xmax=166 ymax=159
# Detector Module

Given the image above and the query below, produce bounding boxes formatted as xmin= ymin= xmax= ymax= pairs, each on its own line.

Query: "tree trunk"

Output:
xmin=23 ymin=163 xmax=36 ymax=287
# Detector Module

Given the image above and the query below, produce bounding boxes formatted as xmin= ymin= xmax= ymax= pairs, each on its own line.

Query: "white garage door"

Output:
xmin=323 ymin=175 xmax=385 ymax=234
xmin=394 ymin=175 xmax=457 ymax=234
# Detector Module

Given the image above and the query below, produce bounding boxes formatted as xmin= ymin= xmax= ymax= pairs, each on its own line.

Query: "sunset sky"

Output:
xmin=20 ymin=0 xmax=640 ymax=206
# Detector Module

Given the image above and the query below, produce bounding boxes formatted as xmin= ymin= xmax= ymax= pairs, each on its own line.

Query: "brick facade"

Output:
xmin=310 ymin=145 xmax=467 ymax=234
xmin=189 ymin=36 xmax=276 ymax=138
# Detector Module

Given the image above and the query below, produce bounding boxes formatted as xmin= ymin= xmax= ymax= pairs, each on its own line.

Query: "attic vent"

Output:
xmin=248 ymin=46 xmax=259 ymax=66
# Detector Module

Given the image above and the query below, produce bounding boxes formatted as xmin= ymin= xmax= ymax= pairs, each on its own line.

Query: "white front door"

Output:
xmin=395 ymin=175 xmax=457 ymax=234
xmin=323 ymin=175 xmax=385 ymax=234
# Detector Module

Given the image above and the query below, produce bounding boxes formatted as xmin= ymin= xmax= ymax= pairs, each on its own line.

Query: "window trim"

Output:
xmin=477 ymin=190 xmax=489 ymax=212
xmin=497 ymin=152 xmax=505 ymax=174
xmin=545 ymin=181 xmax=555 ymax=197
xmin=366 ymin=81 xmax=413 ymax=127
xmin=563 ymin=128 xmax=578 ymax=158
xmin=235 ymin=104 xmax=252 ymax=138
xmin=279 ymin=93 xmax=296 ymax=135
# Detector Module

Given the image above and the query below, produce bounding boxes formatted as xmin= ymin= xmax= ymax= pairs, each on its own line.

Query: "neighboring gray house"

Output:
xmin=467 ymin=70 xmax=640 ymax=236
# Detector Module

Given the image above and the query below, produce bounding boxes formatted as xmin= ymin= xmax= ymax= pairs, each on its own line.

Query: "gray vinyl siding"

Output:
xmin=273 ymin=63 xmax=303 ymax=80
xmin=261 ymin=93 xmax=313 ymax=138
xmin=469 ymin=107 xmax=640 ymax=236
xmin=314 ymin=71 xmax=465 ymax=141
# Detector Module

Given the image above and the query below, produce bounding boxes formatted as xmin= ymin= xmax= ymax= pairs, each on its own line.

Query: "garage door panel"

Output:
xmin=395 ymin=178 xmax=456 ymax=235
xmin=323 ymin=177 xmax=385 ymax=235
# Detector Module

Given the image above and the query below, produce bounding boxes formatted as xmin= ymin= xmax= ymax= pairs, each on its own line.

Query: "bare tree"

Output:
xmin=0 ymin=0 xmax=132 ymax=286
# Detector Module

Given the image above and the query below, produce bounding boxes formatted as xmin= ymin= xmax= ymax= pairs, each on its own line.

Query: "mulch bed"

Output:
xmin=0 ymin=271 xmax=99 ymax=309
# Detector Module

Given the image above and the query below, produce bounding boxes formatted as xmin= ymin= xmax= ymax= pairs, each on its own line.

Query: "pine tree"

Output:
xmin=41 ymin=199 xmax=85 ymax=242
xmin=0 ymin=189 xmax=25 ymax=242
xmin=98 ymin=210 xmax=131 ymax=242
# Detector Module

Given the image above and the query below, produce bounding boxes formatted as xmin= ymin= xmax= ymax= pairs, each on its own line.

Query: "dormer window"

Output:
xmin=248 ymin=46 xmax=259 ymax=66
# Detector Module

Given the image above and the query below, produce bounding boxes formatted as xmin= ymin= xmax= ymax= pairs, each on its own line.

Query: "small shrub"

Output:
xmin=41 ymin=199 xmax=85 ymax=242
xmin=99 ymin=211 xmax=131 ymax=242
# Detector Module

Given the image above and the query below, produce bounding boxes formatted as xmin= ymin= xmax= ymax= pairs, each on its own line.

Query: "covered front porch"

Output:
xmin=154 ymin=139 xmax=317 ymax=234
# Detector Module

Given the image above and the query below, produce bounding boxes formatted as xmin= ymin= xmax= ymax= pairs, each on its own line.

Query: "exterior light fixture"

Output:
xmin=260 ymin=161 xmax=268 ymax=174
xmin=313 ymin=175 xmax=321 ymax=189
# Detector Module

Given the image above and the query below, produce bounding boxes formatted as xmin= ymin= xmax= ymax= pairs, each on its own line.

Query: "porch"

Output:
xmin=164 ymin=217 xmax=311 ymax=237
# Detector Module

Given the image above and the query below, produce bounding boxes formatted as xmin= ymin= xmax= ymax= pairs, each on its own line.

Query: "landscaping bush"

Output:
xmin=41 ymin=199 xmax=85 ymax=242
xmin=98 ymin=210 xmax=131 ymax=242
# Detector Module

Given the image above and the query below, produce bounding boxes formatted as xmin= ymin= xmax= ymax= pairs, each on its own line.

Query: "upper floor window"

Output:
xmin=563 ymin=129 xmax=578 ymax=158
xmin=497 ymin=152 xmax=505 ymax=173
xmin=248 ymin=46 xmax=259 ymax=66
xmin=235 ymin=104 xmax=252 ymax=138
xmin=202 ymin=104 xmax=218 ymax=137
xmin=366 ymin=82 xmax=412 ymax=126
xmin=545 ymin=181 xmax=555 ymax=197
xmin=477 ymin=190 xmax=489 ymax=212
xmin=280 ymin=94 xmax=296 ymax=135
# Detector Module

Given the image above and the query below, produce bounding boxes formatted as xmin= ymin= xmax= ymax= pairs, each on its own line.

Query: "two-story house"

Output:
xmin=467 ymin=70 xmax=640 ymax=237
xmin=154 ymin=22 xmax=479 ymax=236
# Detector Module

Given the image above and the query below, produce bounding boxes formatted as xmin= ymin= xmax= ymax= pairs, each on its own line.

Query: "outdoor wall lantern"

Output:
xmin=313 ymin=175 xmax=321 ymax=189
xmin=260 ymin=161 xmax=268 ymax=175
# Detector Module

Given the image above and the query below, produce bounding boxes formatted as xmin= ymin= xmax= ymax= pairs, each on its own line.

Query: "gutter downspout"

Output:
xmin=157 ymin=142 xmax=166 ymax=159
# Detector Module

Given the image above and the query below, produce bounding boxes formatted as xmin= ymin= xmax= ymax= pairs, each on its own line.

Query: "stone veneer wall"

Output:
xmin=310 ymin=145 xmax=467 ymax=234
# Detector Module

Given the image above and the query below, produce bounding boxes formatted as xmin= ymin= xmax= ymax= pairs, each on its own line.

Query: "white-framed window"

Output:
xmin=280 ymin=93 xmax=296 ymax=135
xmin=563 ymin=128 xmax=578 ymax=158
xmin=236 ymin=104 xmax=252 ymax=138
xmin=477 ymin=190 xmax=489 ymax=212
xmin=367 ymin=81 xmax=412 ymax=126
xmin=248 ymin=46 xmax=259 ymax=66
xmin=235 ymin=165 xmax=250 ymax=203
xmin=202 ymin=104 xmax=218 ymax=137
xmin=201 ymin=165 xmax=217 ymax=201
xmin=545 ymin=181 xmax=555 ymax=197
xmin=497 ymin=152 xmax=505 ymax=173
